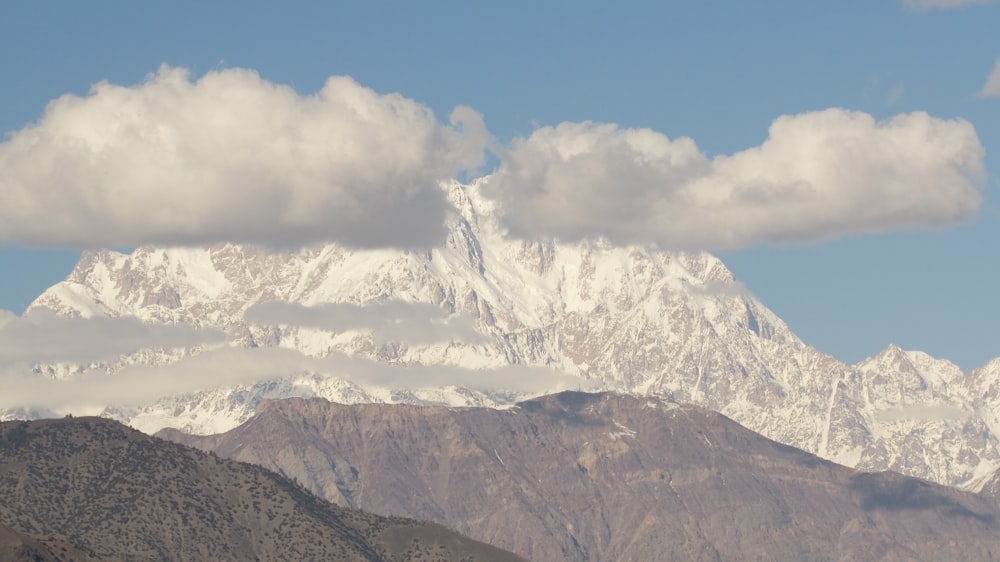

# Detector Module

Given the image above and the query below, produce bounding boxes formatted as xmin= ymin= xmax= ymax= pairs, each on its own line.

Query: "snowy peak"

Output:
xmin=855 ymin=343 xmax=965 ymax=407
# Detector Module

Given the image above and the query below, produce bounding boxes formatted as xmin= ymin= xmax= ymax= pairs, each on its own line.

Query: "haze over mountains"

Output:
xmin=5 ymin=180 xmax=1000 ymax=491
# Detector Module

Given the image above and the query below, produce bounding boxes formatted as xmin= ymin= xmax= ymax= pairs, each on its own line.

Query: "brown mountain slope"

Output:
xmin=0 ymin=417 xmax=524 ymax=562
xmin=161 ymin=392 xmax=1000 ymax=562
xmin=0 ymin=522 xmax=110 ymax=562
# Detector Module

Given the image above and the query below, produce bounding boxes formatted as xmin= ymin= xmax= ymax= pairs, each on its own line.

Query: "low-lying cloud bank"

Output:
xmin=0 ymin=346 xmax=596 ymax=414
xmin=0 ymin=65 xmax=488 ymax=249
xmin=244 ymin=301 xmax=486 ymax=345
xmin=0 ymin=303 xmax=582 ymax=416
xmin=875 ymin=403 xmax=970 ymax=422
xmin=482 ymin=110 xmax=984 ymax=250
xmin=0 ymin=308 xmax=225 ymax=365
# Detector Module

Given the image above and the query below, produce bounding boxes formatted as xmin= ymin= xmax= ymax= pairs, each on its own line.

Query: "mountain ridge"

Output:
xmin=0 ymin=415 xmax=525 ymax=562
xmin=160 ymin=391 xmax=1000 ymax=562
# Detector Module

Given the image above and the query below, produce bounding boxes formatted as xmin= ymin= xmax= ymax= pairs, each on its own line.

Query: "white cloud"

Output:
xmin=0 ymin=346 xmax=596 ymax=413
xmin=904 ymin=0 xmax=998 ymax=8
xmin=244 ymin=301 xmax=486 ymax=345
xmin=0 ymin=65 xmax=489 ymax=249
xmin=0 ymin=307 xmax=226 ymax=365
xmin=481 ymin=109 xmax=984 ymax=250
xmin=0 ymin=309 xmax=15 ymax=330
xmin=978 ymin=59 xmax=1000 ymax=98
xmin=319 ymin=352 xmax=595 ymax=394
xmin=687 ymin=280 xmax=753 ymax=299
xmin=0 ymin=347 xmax=282 ymax=413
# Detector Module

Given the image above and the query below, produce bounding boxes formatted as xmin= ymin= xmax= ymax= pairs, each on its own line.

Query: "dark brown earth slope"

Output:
xmin=0 ymin=417 xmax=524 ymax=562
xmin=0 ymin=522 xmax=110 ymax=562
xmin=161 ymin=391 xmax=1000 ymax=562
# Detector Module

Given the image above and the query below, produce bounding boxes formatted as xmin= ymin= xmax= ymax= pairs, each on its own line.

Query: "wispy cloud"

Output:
xmin=1 ymin=347 xmax=290 ymax=413
xmin=0 ymin=346 xmax=596 ymax=413
xmin=244 ymin=301 xmax=486 ymax=345
xmin=903 ymin=0 xmax=998 ymax=9
xmin=0 ymin=308 xmax=225 ymax=365
xmin=481 ymin=109 xmax=984 ymax=250
xmin=886 ymin=84 xmax=905 ymax=105
xmin=875 ymin=403 xmax=969 ymax=422
xmin=978 ymin=59 xmax=1000 ymax=98
xmin=0 ymin=65 xmax=488 ymax=249
xmin=865 ymin=74 xmax=905 ymax=106
xmin=686 ymin=280 xmax=754 ymax=299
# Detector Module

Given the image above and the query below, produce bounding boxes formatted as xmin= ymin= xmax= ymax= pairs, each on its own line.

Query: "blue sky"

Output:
xmin=0 ymin=1 xmax=997 ymax=370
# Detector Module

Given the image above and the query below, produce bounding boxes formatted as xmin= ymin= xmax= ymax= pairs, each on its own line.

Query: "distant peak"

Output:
xmin=882 ymin=343 xmax=906 ymax=356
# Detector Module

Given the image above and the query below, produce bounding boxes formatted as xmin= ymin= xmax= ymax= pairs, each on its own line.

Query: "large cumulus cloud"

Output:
xmin=0 ymin=65 xmax=488 ymax=249
xmin=481 ymin=109 xmax=984 ymax=250
xmin=0 ymin=66 xmax=986 ymax=253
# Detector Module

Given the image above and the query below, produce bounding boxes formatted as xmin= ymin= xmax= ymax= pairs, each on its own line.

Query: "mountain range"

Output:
xmin=160 ymin=391 xmax=1000 ymax=562
xmin=13 ymin=179 xmax=1000 ymax=490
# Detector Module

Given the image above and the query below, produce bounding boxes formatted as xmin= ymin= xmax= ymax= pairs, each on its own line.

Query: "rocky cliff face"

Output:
xmin=161 ymin=392 xmax=1000 ymax=562
xmin=19 ymin=180 xmax=1000 ymax=488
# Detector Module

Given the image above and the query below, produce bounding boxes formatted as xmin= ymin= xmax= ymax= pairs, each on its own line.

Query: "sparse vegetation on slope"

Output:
xmin=0 ymin=417 xmax=523 ymax=562
xmin=164 ymin=392 xmax=1000 ymax=561
xmin=0 ymin=522 xmax=110 ymax=562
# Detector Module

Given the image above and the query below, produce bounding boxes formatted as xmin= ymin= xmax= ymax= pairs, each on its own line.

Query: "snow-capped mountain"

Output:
xmin=18 ymin=180 xmax=1000 ymax=489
